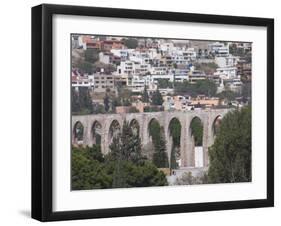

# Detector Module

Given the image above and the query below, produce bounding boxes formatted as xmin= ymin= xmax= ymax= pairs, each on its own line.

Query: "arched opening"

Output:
xmin=73 ymin=121 xmax=84 ymax=145
xmin=91 ymin=121 xmax=102 ymax=145
xmin=212 ymin=115 xmax=222 ymax=138
xmin=108 ymin=120 xmax=121 ymax=144
xmin=169 ymin=118 xmax=182 ymax=169
xmin=189 ymin=117 xmax=203 ymax=167
xmin=148 ymin=118 xmax=161 ymax=141
xmin=148 ymin=118 xmax=168 ymax=168
xmin=129 ymin=119 xmax=140 ymax=136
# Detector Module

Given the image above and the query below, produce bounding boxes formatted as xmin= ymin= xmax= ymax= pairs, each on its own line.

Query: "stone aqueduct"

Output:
xmin=72 ymin=109 xmax=229 ymax=168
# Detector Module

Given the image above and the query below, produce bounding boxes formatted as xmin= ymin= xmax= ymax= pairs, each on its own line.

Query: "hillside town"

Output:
xmin=71 ymin=35 xmax=251 ymax=115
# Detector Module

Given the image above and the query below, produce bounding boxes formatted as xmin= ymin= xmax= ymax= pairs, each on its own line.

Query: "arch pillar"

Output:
xmin=179 ymin=117 xmax=188 ymax=167
xmin=186 ymin=133 xmax=195 ymax=167
xmin=141 ymin=115 xmax=150 ymax=146
xmin=165 ymin=128 xmax=172 ymax=168
xmin=202 ymin=117 xmax=210 ymax=167
xmin=84 ymin=121 xmax=92 ymax=147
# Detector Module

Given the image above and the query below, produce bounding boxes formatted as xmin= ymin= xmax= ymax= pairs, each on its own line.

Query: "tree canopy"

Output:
xmin=71 ymin=120 xmax=168 ymax=190
xmin=108 ymin=121 xmax=143 ymax=164
xmin=142 ymin=85 xmax=150 ymax=103
xmin=84 ymin=48 xmax=100 ymax=63
xmin=174 ymin=80 xmax=217 ymax=97
xmin=72 ymin=87 xmax=93 ymax=115
xmin=123 ymin=38 xmax=139 ymax=49
xmin=157 ymin=78 xmax=173 ymax=89
xmin=149 ymin=120 xmax=169 ymax=168
xmin=208 ymin=107 xmax=251 ymax=183
xmin=151 ymin=89 xmax=164 ymax=106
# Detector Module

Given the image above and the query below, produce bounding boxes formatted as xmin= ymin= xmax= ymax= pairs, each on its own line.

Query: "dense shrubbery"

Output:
xmin=174 ymin=172 xmax=208 ymax=185
xmin=174 ymin=80 xmax=217 ymax=97
xmin=71 ymin=121 xmax=168 ymax=190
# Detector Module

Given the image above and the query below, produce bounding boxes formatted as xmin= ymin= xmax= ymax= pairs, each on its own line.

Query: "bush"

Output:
xmin=174 ymin=171 xmax=208 ymax=185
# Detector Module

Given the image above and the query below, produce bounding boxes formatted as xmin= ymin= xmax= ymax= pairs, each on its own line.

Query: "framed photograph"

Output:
xmin=32 ymin=4 xmax=274 ymax=221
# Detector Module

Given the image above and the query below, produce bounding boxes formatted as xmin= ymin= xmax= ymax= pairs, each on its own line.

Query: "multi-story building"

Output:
xmin=215 ymin=55 xmax=239 ymax=68
xmin=127 ymin=75 xmax=157 ymax=93
xmin=101 ymin=40 xmax=125 ymax=52
xmin=134 ymin=62 xmax=150 ymax=75
xmin=149 ymin=65 xmax=169 ymax=75
xmin=93 ymin=74 xmax=116 ymax=93
xmin=237 ymin=59 xmax=252 ymax=82
xmin=189 ymin=70 xmax=206 ymax=83
xmin=99 ymin=52 xmax=121 ymax=65
xmin=209 ymin=42 xmax=229 ymax=57
xmin=214 ymin=67 xmax=237 ymax=80
xmin=71 ymin=70 xmax=94 ymax=90
xmin=110 ymin=49 xmax=133 ymax=61
xmin=163 ymin=95 xmax=191 ymax=111
xmin=174 ymin=68 xmax=190 ymax=82
xmin=226 ymin=78 xmax=243 ymax=93
xmin=117 ymin=61 xmax=135 ymax=75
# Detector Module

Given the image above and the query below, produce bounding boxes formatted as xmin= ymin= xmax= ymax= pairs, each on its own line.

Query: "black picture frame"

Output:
xmin=32 ymin=3 xmax=274 ymax=222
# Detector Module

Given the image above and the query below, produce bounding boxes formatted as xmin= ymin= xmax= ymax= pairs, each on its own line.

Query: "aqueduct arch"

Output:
xmin=129 ymin=119 xmax=140 ymax=136
xmin=73 ymin=121 xmax=84 ymax=145
xmin=168 ymin=117 xmax=182 ymax=168
xmin=212 ymin=115 xmax=222 ymax=137
xmin=72 ymin=109 xmax=229 ymax=167
xmin=91 ymin=120 xmax=102 ymax=145
xmin=189 ymin=116 xmax=204 ymax=167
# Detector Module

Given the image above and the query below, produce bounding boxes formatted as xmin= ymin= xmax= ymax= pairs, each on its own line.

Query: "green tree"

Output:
xmin=72 ymin=143 xmax=168 ymax=190
xmin=103 ymin=94 xmax=110 ymax=112
xmin=149 ymin=121 xmax=168 ymax=168
xmin=241 ymin=82 xmax=251 ymax=103
xmin=107 ymin=121 xmax=167 ymax=188
xmin=174 ymin=80 xmax=217 ymax=97
xmin=152 ymin=128 xmax=169 ymax=168
xmin=71 ymin=87 xmax=93 ymax=114
xmin=125 ymin=161 xmax=168 ymax=187
xmin=84 ymin=48 xmax=100 ymax=63
xmin=79 ymin=87 xmax=93 ymax=113
xmin=123 ymin=38 xmax=138 ymax=49
xmin=196 ymin=80 xmax=217 ymax=97
xmin=108 ymin=121 xmax=143 ymax=164
xmin=217 ymin=90 xmax=237 ymax=103
xmin=151 ymin=89 xmax=163 ymax=105
xmin=157 ymin=78 xmax=173 ymax=88
xmin=71 ymin=88 xmax=80 ymax=113
xmin=76 ymin=61 xmax=94 ymax=74
xmin=92 ymin=103 xmax=106 ymax=114
xmin=107 ymin=160 xmax=168 ymax=188
xmin=142 ymin=85 xmax=150 ymax=103
xmin=208 ymin=107 xmax=251 ymax=183
xmin=71 ymin=146 xmax=112 ymax=190
xmin=194 ymin=62 xmax=218 ymax=75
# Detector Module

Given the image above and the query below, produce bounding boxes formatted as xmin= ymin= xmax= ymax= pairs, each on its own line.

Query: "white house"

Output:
xmin=214 ymin=67 xmax=237 ymax=80
xmin=117 ymin=61 xmax=135 ymax=75
xmin=215 ymin=55 xmax=239 ymax=68
xmin=209 ymin=42 xmax=229 ymax=57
